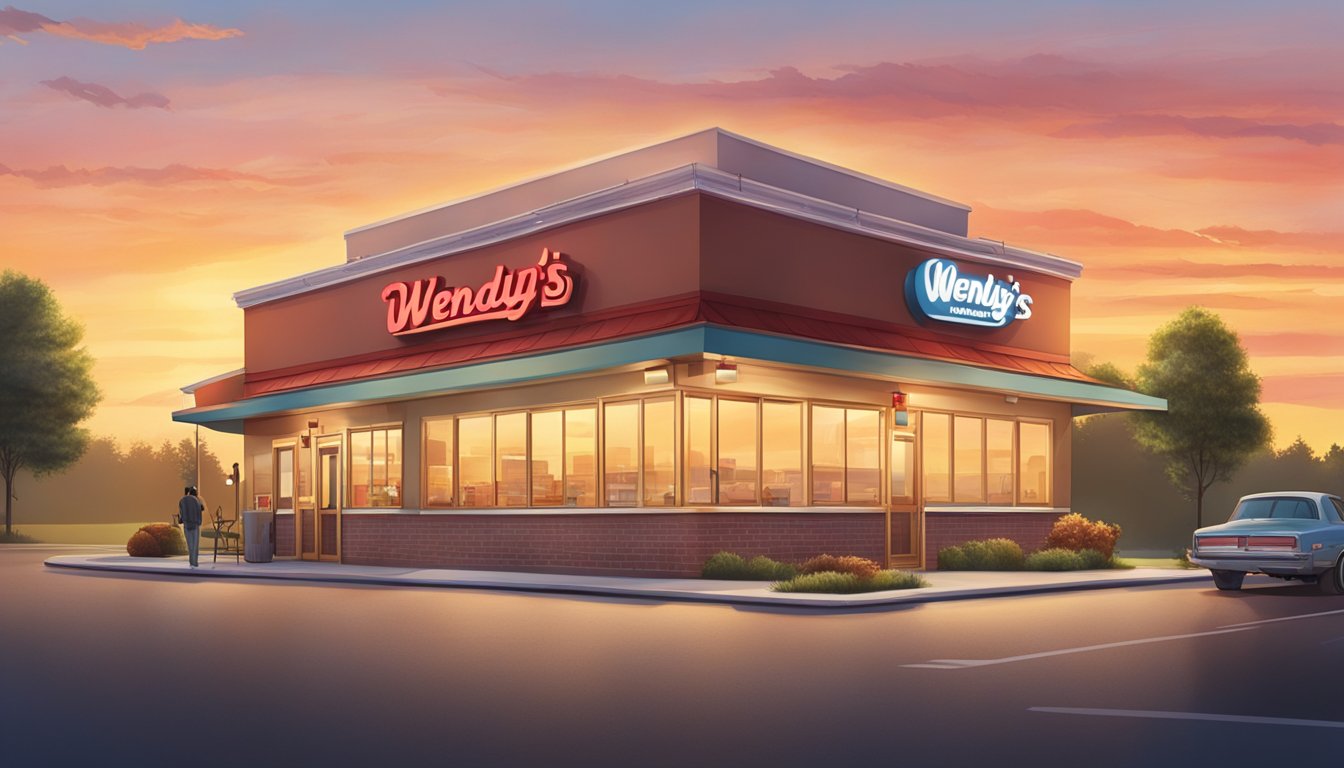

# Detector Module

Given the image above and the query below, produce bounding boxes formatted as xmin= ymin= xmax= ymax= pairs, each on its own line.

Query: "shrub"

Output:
xmin=1078 ymin=548 xmax=1111 ymax=570
xmin=1025 ymin=548 xmax=1085 ymax=571
xmin=126 ymin=530 xmax=162 ymax=557
xmin=702 ymin=551 xmax=795 ymax=580
xmin=140 ymin=523 xmax=187 ymax=556
xmin=799 ymin=554 xmax=881 ymax=580
xmin=771 ymin=569 xmax=927 ymax=594
xmin=0 ymin=530 xmax=39 ymax=543
xmin=938 ymin=538 xmax=1025 ymax=570
xmin=1045 ymin=513 xmax=1122 ymax=559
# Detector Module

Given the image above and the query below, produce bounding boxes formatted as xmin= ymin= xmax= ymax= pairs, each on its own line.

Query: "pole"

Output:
xmin=194 ymin=424 xmax=201 ymax=491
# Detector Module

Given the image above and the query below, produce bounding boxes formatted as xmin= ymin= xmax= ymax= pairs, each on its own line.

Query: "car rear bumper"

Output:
xmin=1191 ymin=551 xmax=1319 ymax=576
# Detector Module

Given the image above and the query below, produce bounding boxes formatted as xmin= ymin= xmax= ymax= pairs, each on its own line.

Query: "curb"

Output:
xmin=44 ymin=555 xmax=1211 ymax=609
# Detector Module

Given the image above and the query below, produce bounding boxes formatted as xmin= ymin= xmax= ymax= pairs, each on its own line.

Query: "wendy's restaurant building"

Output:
xmin=174 ymin=128 xmax=1165 ymax=576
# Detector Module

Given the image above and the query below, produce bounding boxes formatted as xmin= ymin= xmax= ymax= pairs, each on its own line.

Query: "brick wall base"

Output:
xmin=275 ymin=513 xmax=295 ymax=557
xmin=340 ymin=512 xmax=886 ymax=577
xmin=924 ymin=511 xmax=1063 ymax=570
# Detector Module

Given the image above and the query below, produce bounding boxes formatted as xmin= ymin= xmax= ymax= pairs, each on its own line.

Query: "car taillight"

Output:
xmin=1198 ymin=536 xmax=1240 ymax=548
xmin=1247 ymin=536 xmax=1296 ymax=550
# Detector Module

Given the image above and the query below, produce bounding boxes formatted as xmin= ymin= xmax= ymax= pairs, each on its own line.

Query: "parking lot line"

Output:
xmin=1219 ymin=607 xmax=1344 ymax=629
xmin=901 ymin=626 xmax=1257 ymax=669
xmin=1029 ymin=707 xmax=1344 ymax=729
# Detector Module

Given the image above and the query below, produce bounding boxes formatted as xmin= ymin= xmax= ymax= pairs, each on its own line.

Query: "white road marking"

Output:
xmin=1219 ymin=607 xmax=1344 ymax=629
xmin=901 ymin=626 xmax=1257 ymax=669
xmin=1030 ymin=707 xmax=1344 ymax=729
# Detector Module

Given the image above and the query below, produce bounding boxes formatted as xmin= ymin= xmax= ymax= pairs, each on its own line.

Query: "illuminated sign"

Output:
xmin=905 ymin=258 xmax=1033 ymax=328
xmin=381 ymin=248 xmax=575 ymax=337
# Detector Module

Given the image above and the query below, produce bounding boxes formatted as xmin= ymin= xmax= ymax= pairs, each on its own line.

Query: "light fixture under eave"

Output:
xmin=714 ymin=362 xmax=738 ymax=384
xmin=643 ymin=367 xmax=671 ymax=386
xmin=1005 ymin=395 xmax=1019 ymax=404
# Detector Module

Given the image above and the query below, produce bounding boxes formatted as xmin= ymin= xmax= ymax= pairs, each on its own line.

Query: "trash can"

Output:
xmin=243 ymin=509 xmax=274 ymax=563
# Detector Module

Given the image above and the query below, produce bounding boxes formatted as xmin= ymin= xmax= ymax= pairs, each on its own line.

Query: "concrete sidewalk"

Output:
xmin=43 ymin=551 xmax=1209 ymax=608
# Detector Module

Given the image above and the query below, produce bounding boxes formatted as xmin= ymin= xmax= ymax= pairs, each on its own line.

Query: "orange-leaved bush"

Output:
xmin=126 ymin=530 xmax=163 ymax=557
xmin=799 ymin=554 xmax=881 ymax=580
xmin=140 ymin=523 xmax=186 ymax=556
xmin=1044 ymin=513 xmax=1121 ymax=559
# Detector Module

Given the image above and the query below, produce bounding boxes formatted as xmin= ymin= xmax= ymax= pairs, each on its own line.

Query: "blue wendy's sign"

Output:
xmin=905 ymin=258 xmax=1033 ymax=328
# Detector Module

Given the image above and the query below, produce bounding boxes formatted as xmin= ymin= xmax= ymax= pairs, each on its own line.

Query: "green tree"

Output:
xmin=1132 ymin=307 xmax=1270 ymax=529
xmin=0 ymin=271 xmax=101 ymax=535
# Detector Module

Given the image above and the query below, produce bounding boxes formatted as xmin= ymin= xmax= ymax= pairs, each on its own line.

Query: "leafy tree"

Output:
xmin=0 ymin=271 xmax=100 ymax=535
xmin=1132 ymin=307 xmax=1270 ymax=529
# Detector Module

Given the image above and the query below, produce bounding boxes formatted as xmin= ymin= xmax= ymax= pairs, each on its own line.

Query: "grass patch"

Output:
xmin=701 ymin=551 xmax=797 ymax=580
xmin=0 ymin=530 xmax=40 ymax=543
xmin=772 ymin=569 xmax=928 ymax=594
xmin=1116 ymin=557 xmax=1184 ymax=569
xmin=938 ymin=538 xmax=1025 ymax=570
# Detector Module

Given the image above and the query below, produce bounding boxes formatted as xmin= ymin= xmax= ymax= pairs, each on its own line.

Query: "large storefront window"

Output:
xmin=923 ymin=412 xmax=1052 ymax=507
xmin=458 ymin=415 xmax=493 ymax=507
xmin=643 ymin=398 xmax=676 ymax=506
xmin=811 ymin=405 xmax=882 ymax=505
xmin=1019 ymin=421 xmax=1052 ymax=505
xmin=496 ymin=412 xmax=528 ymax=507
xmin=564 ymin=408 xmax=597 ymax=506
xmin=684 ymin=396 xmax=713 ymax=503
xmin=761 ymin=401 xmax=803 ymax=506
xmin=531 ymin=410 xmax=564 ymax=506
xmin=718 ymin=399 xmax=758 ymax=504
xmin=349 ymin=426 xmax=402 ymax=507
xmin=424 ymin=418 xmax=454 ymax=506
xmin=604 ymin=401 xmax=639 ymax=507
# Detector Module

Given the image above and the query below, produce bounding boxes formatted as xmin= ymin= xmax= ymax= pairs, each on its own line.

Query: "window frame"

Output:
xmin=347 ymin=423 xmax=404 ymax=509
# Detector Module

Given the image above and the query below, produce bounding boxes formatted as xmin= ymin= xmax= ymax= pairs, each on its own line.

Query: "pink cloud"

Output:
xmin=41 ymin=76 xmax=169 ymax=109
xmin=1055 ymin=114 xmax=1344 ymax=146
xmin=0 ymin=163 xmax=311 ymax=188
xmin=970 ymin=206 xmax=1213 ymax=248
xmin=1195 ymin=226 xmax=1343 ymax=252
xmin=1243 ymin=333 xmax=1344 ymax=358
xmin=1088 ymin=259 xmax=1344 ymax=281
xmin=1261 ymin=374 xmax=1344 ymax=407
xmin=0 ymin=5 xmax=240 ymax=49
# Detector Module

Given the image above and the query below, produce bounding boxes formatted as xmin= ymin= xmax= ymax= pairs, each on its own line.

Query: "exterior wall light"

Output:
xmin=892 ymin=390 xmax=909 ymax=427
xmin=714 ymin=362 xmax=738 ymax=384
xmin=643 ymin=367 xmax=671 ymax=386
xmin=1005 ymin=395 xmax=1019 ymax=404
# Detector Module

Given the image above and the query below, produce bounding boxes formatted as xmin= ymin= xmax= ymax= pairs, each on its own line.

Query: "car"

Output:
xmin=1190 ymin=491 xmax=1344 ymax=593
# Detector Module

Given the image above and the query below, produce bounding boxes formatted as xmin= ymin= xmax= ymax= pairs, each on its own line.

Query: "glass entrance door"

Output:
xmin=888 ymin=431 xmax=921 ymax=569
xmin=316 ymin=440 xmax=341 ymax=562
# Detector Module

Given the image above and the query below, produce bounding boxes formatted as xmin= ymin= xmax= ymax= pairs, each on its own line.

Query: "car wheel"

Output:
xmin=1318 ymin=557 xmax=1344 ymax=595
xmin=1211 ymin=570 xmax=1245 ymax=591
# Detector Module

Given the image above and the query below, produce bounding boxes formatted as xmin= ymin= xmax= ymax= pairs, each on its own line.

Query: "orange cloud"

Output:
xmin=0 ymin=163 xmax=313 ymax=188
xmin=1087 ymin=259 xmax=1344 ymax=281
xmin=1195 ymin=226 xmax=1344 ymax=252
xmin=41 ymin=76 xmax=169 ymax=109
xmin=0 ymin=5 xmax=241 ymax=49
xmin=1262 ymin=375 xmax=1344 ymax=407
xmin=970 ymin=206 xmax=1213 ymax=249
xmin=1056 ymin=114 xmax=1344 ymax=146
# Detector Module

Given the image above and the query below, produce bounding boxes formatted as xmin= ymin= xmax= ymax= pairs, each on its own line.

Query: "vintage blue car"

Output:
xmin=1190 ymin=491 xmax=1344 ymax=593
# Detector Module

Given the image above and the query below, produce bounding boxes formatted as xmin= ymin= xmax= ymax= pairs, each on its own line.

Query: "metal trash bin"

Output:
xmin=243 ymin=509 xmax=274 ymax=563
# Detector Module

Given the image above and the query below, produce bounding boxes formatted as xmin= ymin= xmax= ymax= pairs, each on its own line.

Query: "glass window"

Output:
xmin=564 ymin=408 xmax=597 ymax=507
xmin=718 ymin=399 xmax=758 ymax=504
xmin=495 ymin=413 xmax=527 ymax=507
xmin=922 ymin=412 xmax=951 ymax=502
xmin=986 ymin=419 xmax=1014 ymax=504
xmin=604 ymin=401 xmax=639 ymax=507
xmin=458 ymin=416 xmax=493 ymax=507
xmin=349 ymin=427 xmax=401 ymax=507
xmin=251 ymin=448 xmax=273 ymax=511
xmin=1019 ymin=421 xmax=1051 ymax=504
xmin=347 ymin=433 xmax=369 ymax=507
xmin=643 ymin=398 xmax=676 ymax=506
xmin=954 ymin=416 xmax=984 ymax=503
xmin=684 ymin=396 xmax=713 ymax=504
xmin=890 ymin=436 xmax=914 ymax=502
xmin=424 ymin=418 xmax=454 ymax=506
xmin=846 ymin=409 xmax=880 ymax=504
xmin=530 ymin=411 xmax=563 ymax=506
xmin=276 ymin=447 xmax=295 ymax=510
xmin=811 ymin=405 xmax=845 ymax=504
xmin=761 ymin=401 xmax=803 ymax=507
xmin=296 ymin=443 xmax=311 ymax=505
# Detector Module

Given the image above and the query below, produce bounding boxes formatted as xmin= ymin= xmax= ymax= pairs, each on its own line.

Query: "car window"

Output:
xmin=1232 ymin=497 xmax=1319 ymax=520
xmin=1331 ymin=498 xmax=1344 ymax=522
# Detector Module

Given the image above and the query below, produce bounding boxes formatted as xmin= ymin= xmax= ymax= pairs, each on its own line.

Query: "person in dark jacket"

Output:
xmin=178 ymin=486 xmax=205 ymax=568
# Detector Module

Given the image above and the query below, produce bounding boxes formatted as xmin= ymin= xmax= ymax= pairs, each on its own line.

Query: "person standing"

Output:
xmin=178 ymin=486 xmax=204 ymax=568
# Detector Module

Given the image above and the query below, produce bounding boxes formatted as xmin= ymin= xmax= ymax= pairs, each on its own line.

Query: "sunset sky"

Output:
xmin=3 ymin=0 xmax=1341 ymax=468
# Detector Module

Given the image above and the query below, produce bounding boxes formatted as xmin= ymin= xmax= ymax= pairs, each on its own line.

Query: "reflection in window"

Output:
xmin=1019 ymin=422 xmax=1051 ymax=504
xmin=762 ymin=402 xmax=803 ymax=506
xmin=424 ymin=418 xmax=454 ymax=506
xmin=531 ymin=411 xmax=563 ymax=506
xmin=495 ymin=413 xmax=527 ymax=507
xmin=564 ymin=408 xmax=597 ymax=507
xmin=922 ymin=412 xmax=950 ymax=502
xmin=846 ymin=409 xmax=880 ymax=504
xmin=890 ymin=437 xmax=914 ymax=502
xmin=954 ymin=416 xmax=984 ymax=502
xmin=604 ymin=402 xmax=639 ymax=507
xmin=643 ymin=398 xmax=676 ymax=506
xmin=684 ymin=397 xmax=713 ymax=504
xmin=276 ymin=447 xmax=295 ymax=510
xmin=718 ymin=399 xmax=758 ymax=504
xmin=458 ymin=416 xmax=493 ymax=507
xmin=812 ymin=406 xmax=845 ymax=503
xmin=349 ymin=427 xmax=401 ymax=507
xmin=252 ymin=449 xmax=273 ymax=511
xmin=986 ymin=419 xmax=1014 ymax=504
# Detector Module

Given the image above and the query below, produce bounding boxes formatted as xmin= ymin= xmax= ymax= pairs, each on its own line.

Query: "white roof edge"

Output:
xmin=235 ymin=164 xmax=1080 ymax=309
xmin=343 ymin=127 xmax=971 ymax=240
xmin=180 ymin=367 xmax=245 ymax=394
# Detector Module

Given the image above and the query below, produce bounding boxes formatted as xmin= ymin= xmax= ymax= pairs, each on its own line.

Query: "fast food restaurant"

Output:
xmin=173 ymin=128 xmax=1165 ymax=575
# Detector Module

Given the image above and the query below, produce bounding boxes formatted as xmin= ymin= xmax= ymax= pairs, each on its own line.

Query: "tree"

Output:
xmin=0 ymin=271 xmax=100 ymax=535
xmin=1132 ymin=307 xmax=1270 ymax=529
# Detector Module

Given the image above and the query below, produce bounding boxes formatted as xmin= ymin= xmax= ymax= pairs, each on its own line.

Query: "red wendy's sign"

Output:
xmin=381 ymin=248 xmax=575 ymax=337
